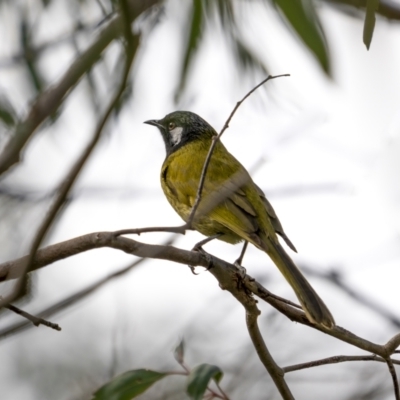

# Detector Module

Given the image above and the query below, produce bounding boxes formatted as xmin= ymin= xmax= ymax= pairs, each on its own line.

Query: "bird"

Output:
xmin=144 ymin=111 xmax=335 ymax=329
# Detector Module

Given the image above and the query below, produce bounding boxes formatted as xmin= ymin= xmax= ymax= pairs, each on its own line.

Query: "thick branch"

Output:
xmin=0 ymin=232 xmax=209 ymax=282
xmin=1 ymin=231 xmax=400 ymax=395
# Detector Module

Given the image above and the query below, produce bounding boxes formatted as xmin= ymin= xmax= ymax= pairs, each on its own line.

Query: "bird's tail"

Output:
xmin=265 ymin=240 xmax=335 ymax=329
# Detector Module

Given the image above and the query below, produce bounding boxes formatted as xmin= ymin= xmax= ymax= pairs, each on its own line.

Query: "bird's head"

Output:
xmin=144 ymin=111 xmax=217 ymax=155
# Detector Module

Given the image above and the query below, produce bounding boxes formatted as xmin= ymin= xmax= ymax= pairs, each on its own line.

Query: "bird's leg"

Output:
xmin=192 ymin=234 xmax=222 ymax=251
xmin=189 ymin=234 xmax=222 ymax=274
xmin=234 ymin=241 xmax=248 ymax=279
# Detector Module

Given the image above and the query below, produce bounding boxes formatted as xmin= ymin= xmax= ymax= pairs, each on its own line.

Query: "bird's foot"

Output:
xmin=234 ymin=259 xmax=247 ymax=280
xmin=189 ymin=242 xmax=214 ymax=274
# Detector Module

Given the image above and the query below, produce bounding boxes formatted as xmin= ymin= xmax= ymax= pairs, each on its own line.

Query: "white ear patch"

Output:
xmin=170 ymin=126 xmax=183 ymax=145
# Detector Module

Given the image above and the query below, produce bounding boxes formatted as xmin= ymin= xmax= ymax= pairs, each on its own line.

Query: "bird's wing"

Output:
xmin=162 ymin=141 xmax=279 ymax=249
xmin=254 ymin=183 xmax=297 ymax=252
xmin=192 ymin=150 xmax=277 ymax=247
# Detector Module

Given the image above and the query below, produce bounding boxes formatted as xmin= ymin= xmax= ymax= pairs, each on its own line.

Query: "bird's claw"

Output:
xmin=234 ymin=260 xmax=247 ymax=280
xmin=189 ymin=245 xmax=214 ymax=273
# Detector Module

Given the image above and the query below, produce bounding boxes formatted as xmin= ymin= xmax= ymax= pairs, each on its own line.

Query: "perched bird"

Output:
xmin=144 ymin=111 xmax=335 ymax=329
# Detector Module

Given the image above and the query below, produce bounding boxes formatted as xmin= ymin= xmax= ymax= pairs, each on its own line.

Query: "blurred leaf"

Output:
xmin=186 ymin=364 xmax=224 ymax=400
xmin=0 ymin=95 xmax=17 ymax=127
xmin=20 ymin=16 xmax=44 ymax=93
xmin=173 ymin=338 xmax=185 ymax=365
xmin=363 ymin=0 xmax=379 ymax=49
xmin=93 ymin=369 xmax=167 ymax=400
xmin=232 ymin=37 xmax=268 ymax=75
xmin=176 ymin=0 xmax=204 ymax=100
xmin=272 ymin=0 xmax=330 ymax=74
xmin=204 ymin=0 xmax=234 ymax=28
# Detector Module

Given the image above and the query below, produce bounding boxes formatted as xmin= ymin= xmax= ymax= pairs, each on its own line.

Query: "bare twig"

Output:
xmin=283 ymin=354 xmax=400 ymax=373
xmin=4 ymin=303 xmax=61 ymax=331
xmin=214 ymin=381 xmax=230 ymax=400
xmin=186 ymin=74 xmax=290 ymax=227
xmin=252 ymin=283 xmax=302 ymax=310
xmin=113 ymin=225 xmax=188 ymax=237
xmin=0 ymin=19 xmax=137 ymax=309
xmin=385 ymin=357 xmax=400 ymax=400
xmin=246 ymin=311 xmax=294 ymax=399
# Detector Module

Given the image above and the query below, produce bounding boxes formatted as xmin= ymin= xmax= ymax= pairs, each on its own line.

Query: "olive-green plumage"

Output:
xmin=145 ymin=111 xmax=335 ymax=329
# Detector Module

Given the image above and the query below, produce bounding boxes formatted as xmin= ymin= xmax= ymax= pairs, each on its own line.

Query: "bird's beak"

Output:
xmin=144 ymin=119 xmax=164 ymax=129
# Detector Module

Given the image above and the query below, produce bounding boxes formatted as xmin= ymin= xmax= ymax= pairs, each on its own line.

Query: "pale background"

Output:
xmin=0 ymin=0 xmax=400 ymax=399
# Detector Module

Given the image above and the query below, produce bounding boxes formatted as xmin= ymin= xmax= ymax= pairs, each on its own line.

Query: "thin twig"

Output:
xmin=283 ymin=354 xmax=400 ymax=373
xmin=254 ymin=283 xmax=302 ymax=310
xmin=4 ymin=303 xmax=61 ymax=331
xmin=386 ymin=357 xmax=400 ymax=400
xmin=113 ymin=225 xmax=188 ymax=237
xmin=186 ymin=74 xmax=290 ymax=227
xmin=215 ymin=381 xmax=230 ymax=400
xmin=0 ymin=20 xmax=137 ymax=309
xmin=246 ymin=311 xmax=294 ymax=399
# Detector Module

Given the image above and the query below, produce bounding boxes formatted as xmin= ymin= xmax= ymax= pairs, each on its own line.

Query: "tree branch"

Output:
xmin=0 ymin=5 xmax=139 ymax=309
xmin=386 ymin=357 xmax=400 ymax=400
xmin=245 ymin=277 xmax=400 ymax=360
xmin=283 ymin=354 xmax=400 ymax=373
xmin=4 ymin=303 xmax=61 ymax=331
xmin=0 ymin=0 xmax=159 ymax=175
xmin=246 ymin=311 xmax=294 ymax=399
xmin=0 ymin=236 xmax=176 ymax=340
xmin=1 ymin=234 xmax=399 ymax=363
xmin=1 ymin=230 xmax=400 ymax=397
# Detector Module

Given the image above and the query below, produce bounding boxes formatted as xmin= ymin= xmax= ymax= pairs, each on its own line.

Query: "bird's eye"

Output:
xmin=168 ymin=122 xmax=176 ymax=131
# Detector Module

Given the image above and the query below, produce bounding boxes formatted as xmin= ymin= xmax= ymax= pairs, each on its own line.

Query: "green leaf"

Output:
xmin=0 ymin=95 xmax=16 ymax=127
xmin=272 ymin=0 xmax=330 ymax=74
xmin=173 ymin=338 xmax=185 ymax=365
xmin=232 ymin=37 xmax=268 ymax=75
xmin=93 ymin=369 xmax=167 ymax=400
xmin=186 ymin=364 xmax=224 ymax=400
xmin=20 ymin=17 xmax=44 ymax=94
xmin=176 ymin=0 xmax=203 ymax=100
xmin=204 ymin=0 xmax=234 ymax=29
xmin=363 ymin=0 xmax=379 ymax=49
